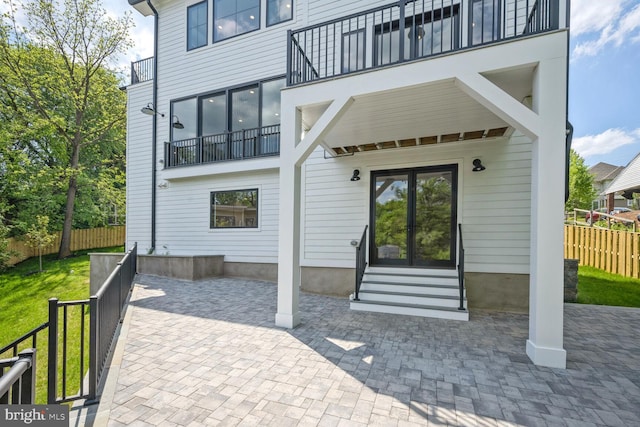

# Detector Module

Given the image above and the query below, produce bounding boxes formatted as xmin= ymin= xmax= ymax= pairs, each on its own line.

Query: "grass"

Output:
xmin=0 ymin=246 xmax=124 ymax=403
xmin=577 ymin=265 xmax=640 ymax=308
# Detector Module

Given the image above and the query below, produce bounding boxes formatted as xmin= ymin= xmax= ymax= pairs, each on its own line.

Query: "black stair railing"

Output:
xmin=354 ymin=225 xmax=368 ymax=301
xmin=0 ymin=349 xmax=37 ymax=404
xmin=457 ymin=223 xmax=465 ymax=311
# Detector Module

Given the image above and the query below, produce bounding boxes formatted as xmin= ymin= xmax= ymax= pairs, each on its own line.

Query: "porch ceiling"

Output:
xmin=299 ymin=66 xmax=535 ymax=154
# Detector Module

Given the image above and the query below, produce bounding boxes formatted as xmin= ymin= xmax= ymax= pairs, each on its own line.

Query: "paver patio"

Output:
xmin=74 ymin=274 xmax=640 ymax=426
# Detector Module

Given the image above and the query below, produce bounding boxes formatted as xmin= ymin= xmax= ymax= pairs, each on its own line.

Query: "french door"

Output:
xmin=370 ymin=165 xmax=458 ymax=268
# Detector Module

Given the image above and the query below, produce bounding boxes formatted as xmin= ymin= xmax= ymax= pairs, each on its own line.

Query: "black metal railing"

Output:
xmin=165 ymin=125 xmax=280 ymax=168
xmin=131 ymin=57 xmax=154 ymax=84
xmin=457 ymin=223 xmax=465 ymax=311
xmin=0 ymin=349 xmax=37 ymax=404
xmin=354 ymin=225 xmax=368 ymax=301
xmin=0 ymin=243 xmax=137 ymax=405
xmin=287 ymin=0 xmax=559 ymax=85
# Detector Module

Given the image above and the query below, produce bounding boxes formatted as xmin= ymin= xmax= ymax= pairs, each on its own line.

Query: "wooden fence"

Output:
xmin=564 ymin=225 xmax=640 ymax=279
xmin=7 ymin=226 xmax=126 ymax=266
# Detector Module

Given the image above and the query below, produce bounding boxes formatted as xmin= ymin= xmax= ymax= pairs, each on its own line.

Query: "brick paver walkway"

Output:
xmin=77 ymin=275 xmax=640 ymax=426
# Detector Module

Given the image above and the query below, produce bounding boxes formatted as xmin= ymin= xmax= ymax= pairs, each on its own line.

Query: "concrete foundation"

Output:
xmin=301 ymin=267 xmax=354 ymax=297
xmin=224 ymin=262 xmax=278 ymax=282
xmin=89 ymin=253 xmax=125 ymax=295
xmin=465 ymin=272 xmax=530 ymax=313
xmin=137 ymin=255 xmax=224 ymax=281
xmin=564 ymin=258 xmax=578 ymax=303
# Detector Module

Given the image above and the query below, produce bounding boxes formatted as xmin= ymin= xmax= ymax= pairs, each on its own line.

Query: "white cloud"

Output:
xmin=572 ymin=0 xmax=640 ymax=59
xmin=573 ymin=128 xmax=640 ymax=157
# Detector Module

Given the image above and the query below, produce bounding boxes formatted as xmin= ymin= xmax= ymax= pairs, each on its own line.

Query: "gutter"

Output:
xmin=147 ymin=0 xmax=159 ymax=252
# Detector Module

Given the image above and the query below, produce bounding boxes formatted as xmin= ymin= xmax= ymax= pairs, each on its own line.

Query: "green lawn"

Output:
xmin=0 ymin=246 xmax=123 ymax=403
xmin=577 ymin=265 xmax=640 ymax=307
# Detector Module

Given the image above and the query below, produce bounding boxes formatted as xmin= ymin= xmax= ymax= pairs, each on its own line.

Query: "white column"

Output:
xmin=526 ymin=57 xmax=567 ymax=368
xmin=275 ymin=105 xmax=302 ymax=328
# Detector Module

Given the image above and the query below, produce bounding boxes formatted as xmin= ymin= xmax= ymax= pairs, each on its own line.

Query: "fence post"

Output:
xmin=88 ymin=296 xmax=99 ymax=401
xmin=47 ymin=298 xmax=58 ymax=404
xmin=19 ymin=349 xmax=36 ymax=404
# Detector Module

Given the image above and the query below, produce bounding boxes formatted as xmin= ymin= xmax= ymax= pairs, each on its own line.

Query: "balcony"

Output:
xmin=287 ymin=0 xmax=559 ymax=86
xmin=164 ymin=125 xmax=280 ymax=168
xmin=131 ymin=57 xmax=154 ymax=85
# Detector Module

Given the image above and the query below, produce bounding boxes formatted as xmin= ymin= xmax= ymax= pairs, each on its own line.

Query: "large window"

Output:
xmin=210 ymin=189 xmax=258 ymax=228
xmin=214 ymin=0 xmax=260 ymax=42
xmin=470 ymin=0 xmax=500 ymax=45
xmin=267 ymin=0 xmax=292 ymax=26
xmin=187 ymin=1 xmax=208 ymax=50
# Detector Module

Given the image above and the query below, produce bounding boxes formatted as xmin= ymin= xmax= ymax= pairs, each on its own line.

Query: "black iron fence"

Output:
xmin=0 ymin=349 xmax=37 ymax=404
xmin=131 ymin=57 xmax=154 ymax=84
xmin=287 ymin=0 xmax=559 ymax=85
xmin=165 ymin=125 xmax=280 ymax=168
xmin=0 ymin=243 xmax=137 ymax=405
xmin=353 ymin=226 xmax=368 ymax=301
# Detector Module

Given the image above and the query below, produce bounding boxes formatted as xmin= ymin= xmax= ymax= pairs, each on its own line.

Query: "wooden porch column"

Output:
xmin=526 ymin=56 xmax=567 ymax=369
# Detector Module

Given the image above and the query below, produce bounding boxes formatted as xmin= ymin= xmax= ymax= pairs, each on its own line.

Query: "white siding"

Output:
xmin=126 ymin=82 xmax=154 ymax=251
xmin=154 ymin=170 xmax=279 ymax=262
xmin=302 ymin=134 xmax=532 ymax=274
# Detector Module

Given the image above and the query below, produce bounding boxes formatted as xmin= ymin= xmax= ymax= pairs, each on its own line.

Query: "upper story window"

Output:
xmin=470 ymin=0 xmax=500 ymax=45
xmin=187 ymin=1 xmax=208 ymax=50
xmin=214 ymin=0 xmax=260 ymax=42
xmin=267 ymin=0 xmax=292 ymax=26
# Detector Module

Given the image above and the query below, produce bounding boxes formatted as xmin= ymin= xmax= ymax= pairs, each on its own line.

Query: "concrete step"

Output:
xmin=357 ymin=290 xmax=466 ymax=309
xmin=350 ymin=300 xmax=469 ymax=321
xmin=360 ymin=281 xmax=462 ymax=297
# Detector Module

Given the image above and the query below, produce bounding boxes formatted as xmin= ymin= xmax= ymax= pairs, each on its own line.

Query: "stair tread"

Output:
xmin=362 ymin=280 xmax=458 ymax=288
xmin=359 ymin=290 xmax=465 ymax=300
xmin=366 ymin=271 xmax=457 ymax=279
xmin=351 ymin=299 xmax=468 ymax=313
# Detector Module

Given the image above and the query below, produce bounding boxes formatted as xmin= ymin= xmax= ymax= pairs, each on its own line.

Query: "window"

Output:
xmin=210 ymin=189 xmax=258 ymax=228
xmin=267 ymin=0 xmax=292 ymax=26
xmin=342 ymin=29 xmax=365 ymax=73
xmin=214 ymin=0 xmax=260 ymax=42
xmin=470 ymin=0 xmax=500 ymax=45
xmin=187 ymin=1 xmax=208 ymax=50
xmin=172 ymin=98 xmax=198 ymax=141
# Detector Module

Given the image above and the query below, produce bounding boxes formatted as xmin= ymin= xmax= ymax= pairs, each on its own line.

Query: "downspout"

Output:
xmin=147 ymin=0 xmax=159 ymax=252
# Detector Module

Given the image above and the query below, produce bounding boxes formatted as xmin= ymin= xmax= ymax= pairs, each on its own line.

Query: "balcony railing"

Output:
xmin=287 ymin=0 xmax=559 ymax=85
xmin=164 ymin=125 xmax=281 ymax=168
xmin=131 ymin=57 xmax=154 ymax=84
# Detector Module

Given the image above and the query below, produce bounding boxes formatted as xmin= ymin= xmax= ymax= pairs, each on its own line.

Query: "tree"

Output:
xmin=0 ymin=0 xmax=132 ymax=258
xmin=24 ymin=215 xmax=55 ymax=272
xmin=566 ymin=149 xmax=596 ymax=211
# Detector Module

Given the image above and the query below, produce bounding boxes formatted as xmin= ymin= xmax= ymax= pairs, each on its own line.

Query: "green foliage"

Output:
xmin=566 ymin=149 xmax=597 ymax=211
xmin=0 ymin=213 xmax=12 ymax=272
xmin=24 ymin=215 xmax=56 ymax=272
xmin=578 ymin=266 xmax=640 ymax=308
xmin=0 ymin=0 xmax=132 ymax=257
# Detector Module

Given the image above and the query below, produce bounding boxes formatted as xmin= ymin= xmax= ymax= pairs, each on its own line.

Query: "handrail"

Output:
xmin=457 ymin=224 xmax=465 ymax=311
xmin=131 ymin=57 xmax=154 ymax=84
xmin=0 ymin=323 xmax=48 ymax=356
xmin=354 ymin=226 xmax=368 ymax=301
xmin=0 ymin=349 xmax=36 ymax=404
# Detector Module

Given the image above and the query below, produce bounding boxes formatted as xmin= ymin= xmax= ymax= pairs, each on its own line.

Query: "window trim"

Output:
xmin=187 ymin=0 xmax=208 ymax=51
xmin=213 ymin=0 xmax=261 ymax=43
xmin=266 ymin=0 xmax=293 ymax=27
xmin=210 ymin=188 xmax=259 ymax=229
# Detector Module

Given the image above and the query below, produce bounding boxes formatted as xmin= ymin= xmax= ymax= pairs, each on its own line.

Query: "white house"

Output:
xmin=126 ymin=0 xmax=570 ymax=368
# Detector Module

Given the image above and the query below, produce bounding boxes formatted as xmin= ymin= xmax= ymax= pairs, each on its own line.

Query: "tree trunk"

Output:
xmin=58 ymin=142 xmax=81 ymax=259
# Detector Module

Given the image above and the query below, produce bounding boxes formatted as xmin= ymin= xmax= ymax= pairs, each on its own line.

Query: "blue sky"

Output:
xmin=115 ymin=1 xmax=640 ymax=167
xmin=569 ymin=0 xmax=640 ymax=167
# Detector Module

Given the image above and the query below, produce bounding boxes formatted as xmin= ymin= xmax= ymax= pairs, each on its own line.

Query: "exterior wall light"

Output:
xmin=350 ymin=169 xmax=361 ymax=181
xmin=472 ymin=159 xmax=486 ymax=172
xmin=141 ymin=103 xmax=164 ymax=117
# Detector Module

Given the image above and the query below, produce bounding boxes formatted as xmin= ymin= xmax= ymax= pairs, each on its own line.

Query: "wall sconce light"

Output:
xmin=172 ymin=115 xmax=184 ymax=129
xmin=141 ymin=103 xmax=164 ymax=117
xmin=350 ymin=169 xmax=361 ymax=181
xmin=158 ymin=181 xmax=168 ymax=188
xmin=472 ymin=159 xmax=486 ymax=172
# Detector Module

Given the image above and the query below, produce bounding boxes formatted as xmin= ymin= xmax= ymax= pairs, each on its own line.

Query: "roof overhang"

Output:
xmin=129 ymin=0 xmax=155 ymax=16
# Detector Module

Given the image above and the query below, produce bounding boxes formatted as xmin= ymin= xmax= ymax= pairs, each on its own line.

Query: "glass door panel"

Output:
xmin=373 ymin=173 xmax=409 ymax=264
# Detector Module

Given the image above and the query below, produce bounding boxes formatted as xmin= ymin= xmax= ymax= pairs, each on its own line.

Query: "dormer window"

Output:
xmin=267 ymin=0 xmax=292 ymax=27
xmin=214 ymin=0 xmax=260 ymax=42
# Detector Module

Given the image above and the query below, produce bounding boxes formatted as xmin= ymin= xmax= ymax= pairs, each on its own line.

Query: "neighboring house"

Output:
xmin=588 ymin=162 xmax=627 ymax=209
xmin=604 ymin=152 xmax=640 ymax=206
xmin=126 ymin=0 xmax=570 ymax=368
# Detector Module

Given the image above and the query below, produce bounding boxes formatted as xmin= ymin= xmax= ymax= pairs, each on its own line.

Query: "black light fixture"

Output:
xmin=350 ymin=169 xmax=361 ymax=181
xmin=141 ymin=103 xmax=164 ymax=117
xmin=472 ymin=158 xmax=486 ymax=172
xmin=172 ymin=115 xmax=184 ymax=129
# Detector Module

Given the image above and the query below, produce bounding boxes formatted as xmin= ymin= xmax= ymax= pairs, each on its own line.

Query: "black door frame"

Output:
xmin=369 ymin=164 xmax=458 ymax=268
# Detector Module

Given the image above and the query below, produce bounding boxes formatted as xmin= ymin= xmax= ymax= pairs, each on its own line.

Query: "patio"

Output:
xmin=73 ymin=275 xmax=640 ymax=426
